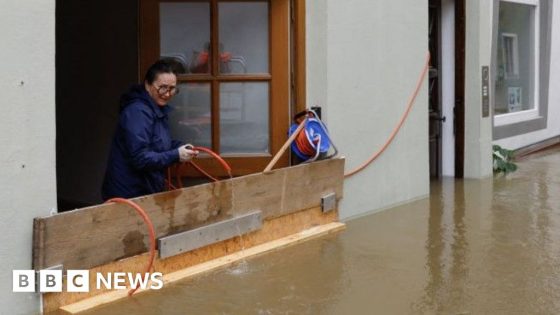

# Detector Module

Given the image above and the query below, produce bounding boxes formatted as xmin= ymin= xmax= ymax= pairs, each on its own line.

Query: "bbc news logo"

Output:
xmin=13 ymin=270 xmax=164 ymax=292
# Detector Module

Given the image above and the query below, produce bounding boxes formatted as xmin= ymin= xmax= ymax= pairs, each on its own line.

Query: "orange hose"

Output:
xmin=292 ymin=112 xmax=321 ymax=157
xmin=192 ymin=146 xmax=232 ymax=177
xmin=189 ymin=160 xmax=219 ymax=182
xmin=295 ymin=128 xmax=317 ymax=156
xmin=166 ymin=167 xmax=178 ymax=190
xmin=172 ymin=146 xmax=233 ymax=187
xmin=344 ymin=51 xmax=431 ymax=178
xmin=105 ymin=198 xmax=156 ymax=296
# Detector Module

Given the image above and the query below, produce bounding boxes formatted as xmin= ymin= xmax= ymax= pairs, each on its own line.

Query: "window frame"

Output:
xmin=491 ymin=0 xmax=552 ymax=140
xmin=493 ymin=0 xmax=539 ymax=127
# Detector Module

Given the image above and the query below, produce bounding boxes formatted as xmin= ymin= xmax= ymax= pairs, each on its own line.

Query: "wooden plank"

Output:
xmin=43 ymin=206 xmax=340 ymax=313
xmin=33 ymin=158 xmax=344 ymax=271
xmin=32 ymin=218 xmax=45 ymax=272
xmin=263 ymin=119 xmax=306 ymax=172
xmin=234 ymin=158 xmax=344 ymax=218
xmin=60 ymin=221 xmax=346 ymax=314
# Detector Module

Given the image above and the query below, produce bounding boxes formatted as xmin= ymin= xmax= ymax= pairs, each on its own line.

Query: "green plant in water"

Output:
xmin=493 ymin=145 xmax=517 ymax=174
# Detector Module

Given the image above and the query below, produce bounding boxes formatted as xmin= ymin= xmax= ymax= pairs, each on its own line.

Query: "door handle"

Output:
xmin=430 ymin=114 xmax=446 ymax=123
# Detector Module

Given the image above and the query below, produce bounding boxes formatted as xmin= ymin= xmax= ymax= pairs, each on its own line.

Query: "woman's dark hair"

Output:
xmin=144 ymin=59 xmax=179 ymax=84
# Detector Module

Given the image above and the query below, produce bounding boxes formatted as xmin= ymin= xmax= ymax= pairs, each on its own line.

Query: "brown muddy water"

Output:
xmin=74 ymin=147 xmax=560 ymax=314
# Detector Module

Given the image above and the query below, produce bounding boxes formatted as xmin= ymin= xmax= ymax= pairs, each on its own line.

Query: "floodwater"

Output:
xmin=77 ymin=147 xmax=560 ymax=314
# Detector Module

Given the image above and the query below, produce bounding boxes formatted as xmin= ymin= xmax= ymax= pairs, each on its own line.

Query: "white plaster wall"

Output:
xmin=494 ymin=3 xmax=560 ymax=150
xmin=441 ymin=0 xmax=456 ymax=177
xmin=464 ymin=0 xmax=494 ymax=178
xmin=307 ymin=0 xmax=430 ymax=220
xmin=0 ymin=0 xmax=56 ymax=314
xmin=306 ymin=0 xmax=328 ymax=110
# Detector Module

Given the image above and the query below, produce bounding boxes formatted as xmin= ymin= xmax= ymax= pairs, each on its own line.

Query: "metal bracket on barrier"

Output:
xmin=321 ymin=193 xmax=337 ymax=213
xmin=158 ymin=210 xmax=263 ymax=259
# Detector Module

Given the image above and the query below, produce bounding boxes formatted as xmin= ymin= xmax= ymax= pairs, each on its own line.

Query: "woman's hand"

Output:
xmin=178 ymin=144 xmax=199 ymax=162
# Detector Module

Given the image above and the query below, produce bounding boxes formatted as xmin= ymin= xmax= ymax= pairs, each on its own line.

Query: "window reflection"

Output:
xmin=160 ymin=3 xmax=211 ymax=74
xmin=494 ymin=2 xmax=536 ymax=115
xmin=220 ymin=82 xmax=269 ymax=154
xmin=168 ymin=83 xmax=212 ymax=148
xmin=219 ymin=2 xmax=269 ymax=74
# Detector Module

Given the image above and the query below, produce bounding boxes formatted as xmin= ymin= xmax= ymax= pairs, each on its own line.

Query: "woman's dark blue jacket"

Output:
xmin=102 ymin=85 xmax=182 ymax=199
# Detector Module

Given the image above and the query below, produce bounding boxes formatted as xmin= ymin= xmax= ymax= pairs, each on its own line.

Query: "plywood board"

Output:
xmin=44 ymin=206 xmax=340 ymax=313
xmin=33 ymin=158 xmax=344 ymax=270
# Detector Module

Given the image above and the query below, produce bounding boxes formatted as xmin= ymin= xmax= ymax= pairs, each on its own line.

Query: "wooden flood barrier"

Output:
xmin=34 ymin=158 xmax=345 ymax=313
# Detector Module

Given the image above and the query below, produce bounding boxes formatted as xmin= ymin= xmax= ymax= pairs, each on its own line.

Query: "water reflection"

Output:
xmin=483 ymin=149 xmax=560 ymax=314
xmin=414 ymin=178 xmax=471 ymax=314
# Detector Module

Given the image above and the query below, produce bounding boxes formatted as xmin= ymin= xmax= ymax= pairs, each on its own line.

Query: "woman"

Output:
xmin=102 ymin=60 xmax=197 ymax=199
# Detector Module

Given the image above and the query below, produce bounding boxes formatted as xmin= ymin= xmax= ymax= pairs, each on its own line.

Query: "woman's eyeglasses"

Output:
xmin=155 ymin=85 xmax=179 ymax=96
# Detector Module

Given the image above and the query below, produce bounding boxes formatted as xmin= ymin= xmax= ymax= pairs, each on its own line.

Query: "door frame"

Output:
xmin=429 ymin=0 xmax=465 ymax=179
xmin=454 ymin=0 xmax=465 ymax=178
xmin=429 ymin=0 xmax=443 ymax=178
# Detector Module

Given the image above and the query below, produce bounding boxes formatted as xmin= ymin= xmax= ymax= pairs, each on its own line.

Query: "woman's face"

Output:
xmin=145 ymin=72 xmax=178 ymax=106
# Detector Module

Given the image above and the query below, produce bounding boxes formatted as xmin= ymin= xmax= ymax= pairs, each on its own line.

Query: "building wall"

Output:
xmin=307 ymin=0 xmax=430 ymax=220
xmin=464 ymin=0 xmax=494 ymax=178
xmin=493 ymin=2 xmax=560 ymax=150
xmin=306 ymin=0 xmax=328 ymax=110
xmin=0 ymin=0 xmax=56 ymax=314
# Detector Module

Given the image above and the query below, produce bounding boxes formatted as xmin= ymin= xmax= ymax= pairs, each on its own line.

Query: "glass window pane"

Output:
xmin=494 ymin=2 xmax=535 ymax=115
xmin=218 ymin=2 xmax=269 ymax=74
xmin=220 ymin=82 xmax=269 ymax=154
xmin=168 ymin=83 xmax=212 ymax=148
xmin=160 ymin=3 xmax=211 ymax=74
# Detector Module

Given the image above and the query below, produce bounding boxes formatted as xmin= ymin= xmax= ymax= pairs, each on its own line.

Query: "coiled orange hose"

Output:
xmin=294 ymin=126 xmax=319 ymax=157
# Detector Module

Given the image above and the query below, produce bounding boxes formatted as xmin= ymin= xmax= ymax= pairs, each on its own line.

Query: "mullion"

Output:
xmin=211 ymin=0 xmax=220 ymax=153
